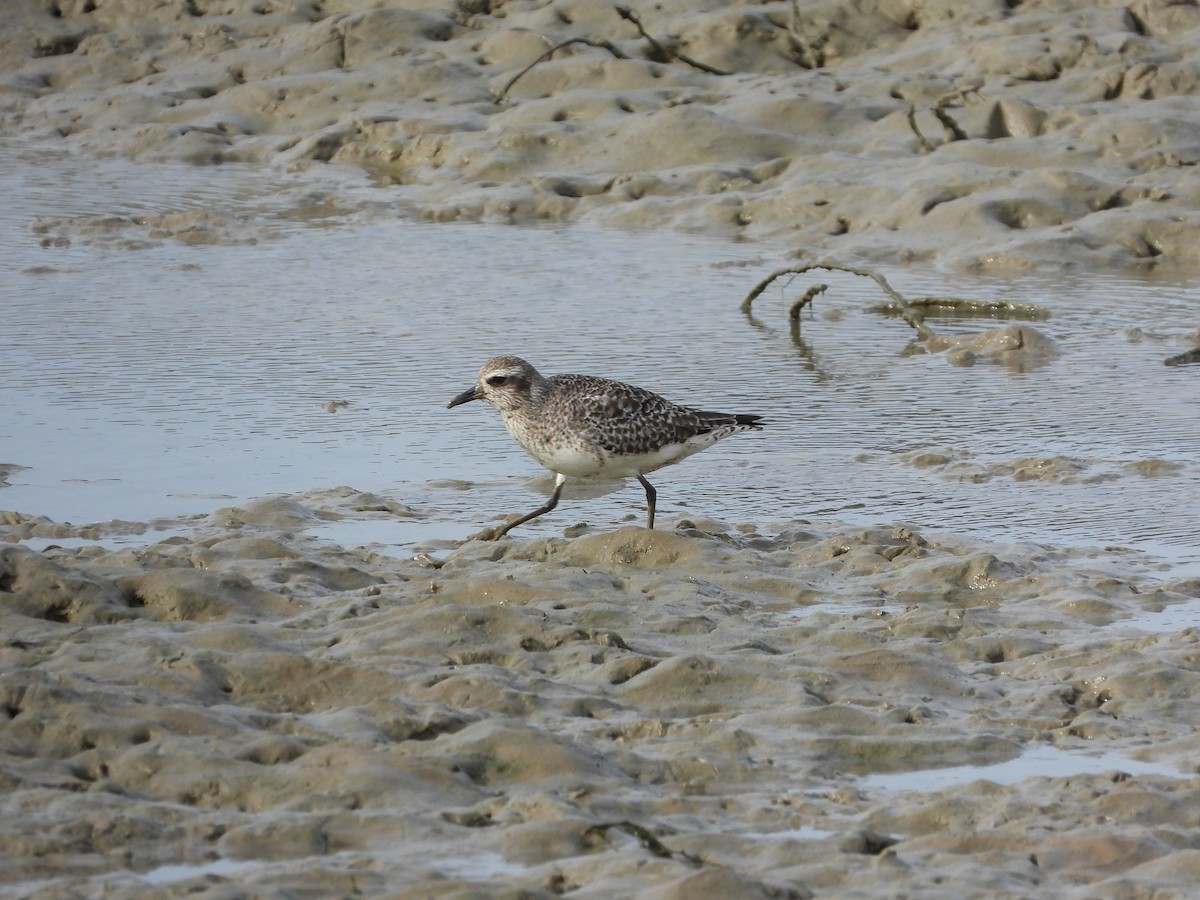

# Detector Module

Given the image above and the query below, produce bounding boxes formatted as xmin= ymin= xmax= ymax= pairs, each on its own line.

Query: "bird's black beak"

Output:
xmin=447 ymin=385 xmax=482 ymax=409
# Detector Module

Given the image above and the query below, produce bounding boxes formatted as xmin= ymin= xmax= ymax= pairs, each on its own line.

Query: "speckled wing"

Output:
xmin=554 ymin=375 xmax=727 ymax=456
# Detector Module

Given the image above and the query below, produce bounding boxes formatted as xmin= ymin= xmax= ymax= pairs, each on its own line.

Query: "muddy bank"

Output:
xmin=4 ymin=0 xmax=1200 ymax=895
xmin=2 ymin=0 xmax=1200 ymax=271
xmin=3 ymin=492 xmax=1200 ymax=896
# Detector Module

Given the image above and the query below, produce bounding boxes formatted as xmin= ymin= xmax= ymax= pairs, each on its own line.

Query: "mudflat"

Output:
xmin=3 ymin=1 xmax=1200 ymax=897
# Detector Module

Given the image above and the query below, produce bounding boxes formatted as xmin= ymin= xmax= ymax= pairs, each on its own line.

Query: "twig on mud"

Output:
xmin=615 ymin=5 xmax=730 ymax=76
xmin=907 ymin=91 xmax=975 ymax=151
xmin=495 ymin=38 xmax=630 ymax=102
xmin=584 ymin=821 xmax=702 ymax=865
xmin=742 ymin=263 xmax=937 ymax=341
xmin=786 ymin=0 xmax=825 ymax=69
xmin=906 ymin=106 xmax=936 ymax=153
xmin=931 ymin=105 xmax=968 ymax=142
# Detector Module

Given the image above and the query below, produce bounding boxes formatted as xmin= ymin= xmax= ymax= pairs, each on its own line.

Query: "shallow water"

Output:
xmin=139 ymin=858 xmax=260 ymax=886
xmin=859 ymin=744 xmax=1189 ymax=793
xmin=432 ymin=851 xmax=530 ymax=880
xmin=1115 ymin=599 xmax=1200 ymax=633
xmin=3 ymin=141 xmax=1199 ymax=573
xmin=743 ymin=826 xmax=836 ymax=843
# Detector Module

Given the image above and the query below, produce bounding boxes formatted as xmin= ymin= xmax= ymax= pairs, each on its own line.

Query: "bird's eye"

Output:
xmin=486 ymin=375 xmax=508 ymax=386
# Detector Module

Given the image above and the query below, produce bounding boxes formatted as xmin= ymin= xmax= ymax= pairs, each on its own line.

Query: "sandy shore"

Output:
xmin=4 ymin=1 xmax=1200 ymax=897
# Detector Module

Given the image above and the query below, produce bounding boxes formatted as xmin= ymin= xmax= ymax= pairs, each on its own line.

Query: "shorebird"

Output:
xmin=447 ymin=356 xmax=763 ymax=538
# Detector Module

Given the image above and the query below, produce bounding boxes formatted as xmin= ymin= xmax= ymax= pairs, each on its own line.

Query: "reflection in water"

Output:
xmin=2 ymin=140 xmax=1199 ymax=573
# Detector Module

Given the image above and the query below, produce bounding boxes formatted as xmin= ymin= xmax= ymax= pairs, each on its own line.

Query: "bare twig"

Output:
xmin=906 ymin=106 xmax=936 ymax=153
xmin=931 ymin=105 xmax=968 ymax=142
xmin=584 ymin=821 xmax=702 ymax=865
xmin=742 ymin=263 xmax=936 ymax=341
xmin=743 ymin=279 xmax=828 ymax=372
xmin=789 ymin=283 xmax=827 ymax=321
xmin=907 ymin=90 xmax=975 ymax=151
xmin=789 ymin=285 xmax=828 ymax=367
xmin=495 ymin=38 xmax=630 ymax=102
xmin=786 ymin=0 xmax=824 ymax=69
xmin=615 ymin=5 xmax=730 ymax=76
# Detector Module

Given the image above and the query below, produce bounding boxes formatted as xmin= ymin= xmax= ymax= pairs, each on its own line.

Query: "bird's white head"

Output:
xmin=447 ymin=356 xmax=543 ymax=414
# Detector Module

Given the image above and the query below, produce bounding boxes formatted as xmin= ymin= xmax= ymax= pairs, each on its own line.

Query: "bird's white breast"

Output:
xmin=526 ymin=433 xmax=717 ymax=480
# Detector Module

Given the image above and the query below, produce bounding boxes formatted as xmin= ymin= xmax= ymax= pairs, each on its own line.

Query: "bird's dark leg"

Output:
xmin=495 ymin=474 xmax=566 ymax=538
xmin=637 ymin=474 xmax=657 ymax=529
